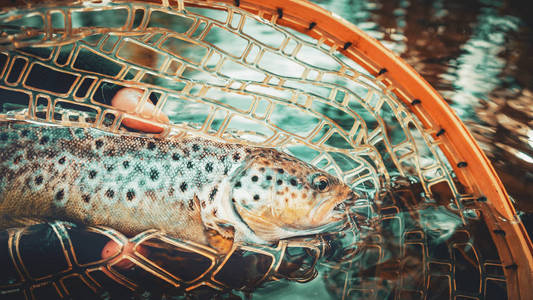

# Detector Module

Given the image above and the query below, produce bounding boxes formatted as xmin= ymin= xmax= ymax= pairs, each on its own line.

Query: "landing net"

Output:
xmin=0 ymin=0 xmax=531 ymax=299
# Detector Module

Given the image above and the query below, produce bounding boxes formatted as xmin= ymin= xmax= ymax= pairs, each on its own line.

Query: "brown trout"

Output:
xmin=0 ymin=121 xmax=356 ymax=246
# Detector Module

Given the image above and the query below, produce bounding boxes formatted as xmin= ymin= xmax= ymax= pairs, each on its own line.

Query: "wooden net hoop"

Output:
xmin=0 ymin=0 xmax=531 ymax=299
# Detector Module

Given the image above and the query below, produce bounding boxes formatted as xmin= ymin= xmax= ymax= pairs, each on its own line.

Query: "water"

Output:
xmin=310 ymin=0 xmax=533 ymax=234
xmin=0 ymin=1 xmax=530 ymax=298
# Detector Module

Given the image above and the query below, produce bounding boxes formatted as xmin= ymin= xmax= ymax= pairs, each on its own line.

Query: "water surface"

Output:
xmin=311 ymin=0 xmax=533 ymax=233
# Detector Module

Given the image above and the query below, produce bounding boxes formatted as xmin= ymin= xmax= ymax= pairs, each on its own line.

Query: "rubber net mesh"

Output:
xmin=0 ymin=1 xmax=509 ymax=299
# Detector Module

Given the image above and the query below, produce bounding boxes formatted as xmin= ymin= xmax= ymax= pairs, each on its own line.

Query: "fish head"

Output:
xmin=229 ymin=148 xmax=356 ymax=242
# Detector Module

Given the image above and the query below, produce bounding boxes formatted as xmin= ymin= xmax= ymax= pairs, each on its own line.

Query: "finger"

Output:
xmin=111 ymin=88 xmax=170 ymax=133
xmin=101 ymin=240 xmax=150 ymax=269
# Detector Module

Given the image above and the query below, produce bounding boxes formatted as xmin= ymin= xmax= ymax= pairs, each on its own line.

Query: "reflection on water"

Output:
xmin=312 ymin=0 xmax=533 ymax=232
xmin=0 ymin=1 xmax=530 ymax=298
xmin=250 ymin=177 xmax=506 ymax=299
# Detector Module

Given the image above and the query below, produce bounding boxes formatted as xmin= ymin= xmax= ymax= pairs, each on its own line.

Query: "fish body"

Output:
xmin=0 ymin=121 xmax=355 ymax=246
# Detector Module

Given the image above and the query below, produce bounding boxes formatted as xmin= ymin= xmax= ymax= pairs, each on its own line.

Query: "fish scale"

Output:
xmin=0 ymin=120 xmax=355 ymax=248
xmin=0 ymin=121 xmax=247 ymax=245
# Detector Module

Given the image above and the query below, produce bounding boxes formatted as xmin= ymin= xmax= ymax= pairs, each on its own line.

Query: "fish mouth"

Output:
xmin=311 ymin=195 xmax=355 ymax=225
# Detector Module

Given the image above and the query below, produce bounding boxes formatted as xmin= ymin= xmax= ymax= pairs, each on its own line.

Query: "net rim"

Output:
xmin=2 ymin=0 xmax=532 ymax=298
xmin=218 ymin=2 xmax=533 ymax=298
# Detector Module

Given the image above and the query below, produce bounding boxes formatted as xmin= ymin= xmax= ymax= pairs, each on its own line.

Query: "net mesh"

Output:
xmin=0 ymin=1 xmax=519 ymax=299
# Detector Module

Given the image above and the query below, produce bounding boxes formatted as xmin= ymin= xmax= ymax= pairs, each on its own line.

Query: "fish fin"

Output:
xmin=206 ymin=228 xmax=234 ymax=254
xmin=0 ymin=215 xmax=47 ymax=228
xmin=193 ymin=194 xmax=202 ymax=211
xmin=204 ymin=219 xmax=235 ymax=240
xmin=203 ymin=216 xmax=237 ymax=253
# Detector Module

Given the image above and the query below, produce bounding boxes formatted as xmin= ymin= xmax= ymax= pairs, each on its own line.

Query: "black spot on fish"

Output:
xmin=25 ymin=149 xmax=36 ymax=160
xmin=224 ymin=167 xmax=229 ymax=175
xmin=172 ymin=153 xmax=180 ymax=161
xmin=192 ymin=144 xmax=200 ymax=152
xmin=233 ymin=153 xmax=240 ymax=161
xmin=0 ymin=133 xmax=8 ymax=141
xmin=290 ymin=178 xmax=297 ymax=186
xmin=235 ymin=181 xmax=241 ymax=188
xmin=55 ymin=189 xmax=64 ymax=201
xmin=105 ymin=189 xmax=115 ymax=198
xmin=188 ymin=199 xmax=194 ymax=210
xmin=180 ymin=182 xmax=188 ymax=192
xmin=205 ymin=162 xmax=213 ymax=173
xmin=95 ymin=140 xmax=104 ymax=149
xmin=82 ymin=194 xmax=90 ymax=203
xmin=126 ymin=190 xmax=135 ymax=201
xmin=35 ymin=175 xmax=43 ymax=185
xmin=150 ymin=169 xmax=159 ymax=181
xmin=147 ymin=141 xmax=156 ymax=150
xmin=266 ymin=175 xmax=272 ymax=180
xmin=209 ymin=188 xmax=218 ymax=201
xmin=277 ymin=179 xmax=283 ymax=185
xmin=245 ymin=149 xmax=252 ymax=154
xmin=201 ymin=201 xmax=206 ymax=208
xmin=251 ymin=176 xmax=258 ymax=182
xmin=278 ymin=168 xmax=284 ymax=174
xmin=123 ymin=161 xmax=130 ymax=168
xmin=253 ymin=194 xmax=260 ymax=201
xmin=58 ymin=156 xmax=66 ymax=164
xmin=39 ymin=136 xmax=49 ymax=145
xmin=259 ymin=167 xmax=265 ymax=172
xmin=105 ymin=149 xmax=116 ymax=156
xmin=106 ymin=165 xmax=114 ymax=172
xmin=183 ymin=148 xmax=190 ymax=157
xmin=21 ymin=129 xmax=29 ymax=137
xmin=13 ymin=155 xmax=22 ymax=164
xmin=187 ymin=161 xmax=193 ymax=169
xmin=89 ymin=170 xmax=97 ymax=179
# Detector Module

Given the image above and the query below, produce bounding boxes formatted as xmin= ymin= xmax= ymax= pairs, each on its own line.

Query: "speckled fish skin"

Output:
xmin=0 ymin=121 xmax=355 ymax=245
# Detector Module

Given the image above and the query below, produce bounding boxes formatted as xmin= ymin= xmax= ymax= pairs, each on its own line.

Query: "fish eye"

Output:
xmin=312 ymin=175 xmax=330 ymax=192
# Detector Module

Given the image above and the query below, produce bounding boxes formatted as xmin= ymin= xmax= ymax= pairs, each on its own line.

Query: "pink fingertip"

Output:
xmin=111 ymin=87 xmax=170 ymax=133
xmin=101 ymin=240 xmax=150 ymax=269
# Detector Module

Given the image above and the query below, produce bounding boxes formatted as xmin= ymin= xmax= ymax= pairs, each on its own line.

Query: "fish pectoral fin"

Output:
xmin=205 ymin=224 xmax=234 ymax=254
xmin=203 ymin=219 xmax=235 ymax=254
xmin=204 ymin=219 xmax=235 ymax=240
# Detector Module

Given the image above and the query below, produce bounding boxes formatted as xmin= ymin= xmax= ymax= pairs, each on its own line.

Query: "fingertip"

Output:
xmin=101 ymin=240 xmax=150 ymax=269
xmin=110 ymin=87 xmax=170 ymax=133
xmin=101 ymin=240 xmax=122 ymax=260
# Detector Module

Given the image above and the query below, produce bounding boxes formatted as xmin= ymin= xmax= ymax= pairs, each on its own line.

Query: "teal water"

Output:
xmin=0 ymin=1 xmax=531 ymax=298
xmin=311 ymin=0 xmax=533 ymax=228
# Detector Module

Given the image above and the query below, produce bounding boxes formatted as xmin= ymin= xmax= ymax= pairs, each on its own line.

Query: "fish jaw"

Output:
xmin=310 ymin=193 xmax=355 ymax=227
xmin=234 ymin=205 xmax=347 ymax=242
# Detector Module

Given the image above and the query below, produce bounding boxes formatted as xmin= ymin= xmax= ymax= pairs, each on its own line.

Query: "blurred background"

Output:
xmin=311 ymin=0 xmax=533 ymax=234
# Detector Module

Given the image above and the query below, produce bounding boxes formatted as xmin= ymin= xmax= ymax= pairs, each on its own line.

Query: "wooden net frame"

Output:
xmin=0 ymin=0 xmax=531 ymax=299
